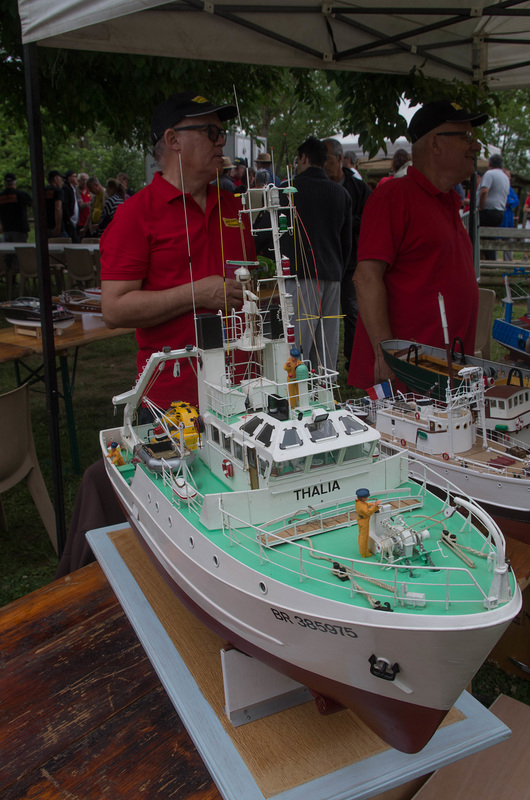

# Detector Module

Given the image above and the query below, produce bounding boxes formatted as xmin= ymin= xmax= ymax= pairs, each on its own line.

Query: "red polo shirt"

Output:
xmin=348 ymin=166 xmax=478 ymax=389
xmin=101 ymin=171 xmax=256 ymax=407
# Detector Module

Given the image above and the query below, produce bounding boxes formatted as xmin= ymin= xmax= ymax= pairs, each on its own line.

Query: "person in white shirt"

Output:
xmin=479 ymin=153 xmax=510 ymax=261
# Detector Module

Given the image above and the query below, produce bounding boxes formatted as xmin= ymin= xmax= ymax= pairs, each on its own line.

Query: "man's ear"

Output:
xmin=164 ymin=128 xmax=181 ymax=151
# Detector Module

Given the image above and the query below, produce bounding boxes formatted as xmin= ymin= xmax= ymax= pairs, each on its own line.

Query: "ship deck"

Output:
xmin=117 ymin=460 xmax=516 ymax=619
xmin=379 ymin=431 xmax=530 ymax=479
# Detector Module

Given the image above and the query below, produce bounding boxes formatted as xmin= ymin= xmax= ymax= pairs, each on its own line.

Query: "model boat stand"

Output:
xmin=88 ymin=524 xmax=511 ymax=800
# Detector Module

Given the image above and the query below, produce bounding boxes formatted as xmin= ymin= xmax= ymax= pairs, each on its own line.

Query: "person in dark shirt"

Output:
xmin=281 ymin=137 xmax=352 ymax=370
xmin=0 ymin=173 xmax=32 ymax=242
xmin=44 ymin=170 xmax=64 ymax=238
xmin=324 ymin=139 xmax=371 ymax=369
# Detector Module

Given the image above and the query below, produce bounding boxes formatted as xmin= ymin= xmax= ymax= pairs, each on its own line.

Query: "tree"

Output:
xmin=0 ymin=0 xmax=500 ymax=161
xmin=243 ymin=71 xmax=344 ymax=175
xmin=481 ymin=90 xmax=530 ymax=177
xmin=332 ymin=69 xmax=498 ymax=157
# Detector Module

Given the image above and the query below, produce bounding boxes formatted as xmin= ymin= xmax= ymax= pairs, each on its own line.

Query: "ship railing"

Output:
xmin=479 ymin=426 xmax=530 ymax=457
xmin=382 ymin=430 xmax=529 ymax=479
xmin=202 ymin=367 xmax=339 ymax=422
xmin=258 ymin=488 xmax=424 ymax=544
xmin=218 ymin=507 xmax=496 ymax=612
xmin=412 ymin=447 xmax=528 ymax=478
xmin=159 ymin=459 xmax=204 ymax=515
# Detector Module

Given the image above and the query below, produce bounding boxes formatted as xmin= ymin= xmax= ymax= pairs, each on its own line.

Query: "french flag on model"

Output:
xmin=366 ymin=381 xmax=393 ymax=401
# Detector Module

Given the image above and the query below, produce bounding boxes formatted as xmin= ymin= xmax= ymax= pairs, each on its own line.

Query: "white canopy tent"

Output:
xmin=15 ymin=0 xmax=530 ymax=553
xmin=17 ymin=0 xmax=530 ymax=90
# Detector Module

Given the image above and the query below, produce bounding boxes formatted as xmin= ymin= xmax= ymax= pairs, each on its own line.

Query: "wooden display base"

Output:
xmin=87 ymin=525 xmax=511 ymax=800
xmin=13 ymin=322 xmax=67 ymax=337
xmin=14 ymin=322 xmax=44 ymax=338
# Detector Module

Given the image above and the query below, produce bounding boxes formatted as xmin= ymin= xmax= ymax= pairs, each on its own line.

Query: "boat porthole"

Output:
xmin=213 ymin=555 xmax=220 ymax=567
xmin=168 ymin=517 xmax=172 ymax=528
xmin=498 ymin=483 xmax=502 ymax=488
xmin=258 ymin=581 xmax=268 ymax=595
xmin=147 ymin=493 xmax=151 ymax=504
xmin=155 ymin=501 xmax=159 ymax=513
xmin=189 ymin=536 xmax=195 ymax=548
xmin=444 ymin=469 xmax=449 ymax=474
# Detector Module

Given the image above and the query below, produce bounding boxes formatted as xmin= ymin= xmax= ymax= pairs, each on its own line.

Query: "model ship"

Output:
xmin=0 ymin=297 xmax=74 ymax=328
xmin=492 ymin=276 xmax=530 ymax=364
xmin=380 ymin=338 xmax=530 ymax=445
xmin=100 ymin=184 xmax=521 ymax=754
xmin=347 ymin=367 xmax=530 ymax=542
xmin=58 ymin=289 xmax=102 ymax=315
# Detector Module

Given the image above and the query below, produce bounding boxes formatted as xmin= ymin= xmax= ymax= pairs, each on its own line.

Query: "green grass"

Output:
xmin=0 ymin=302 xmax=137 ymax=606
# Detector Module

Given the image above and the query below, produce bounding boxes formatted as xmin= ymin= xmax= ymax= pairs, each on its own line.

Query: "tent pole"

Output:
xmin=22 ymin=42 xmax=67 ymax=556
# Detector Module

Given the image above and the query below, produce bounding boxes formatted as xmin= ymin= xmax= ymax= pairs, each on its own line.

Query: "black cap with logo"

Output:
xmin=407 ymin=101 xmax=489 ymax=144
xmin=151 ymin=92 xmax=237 ymax=146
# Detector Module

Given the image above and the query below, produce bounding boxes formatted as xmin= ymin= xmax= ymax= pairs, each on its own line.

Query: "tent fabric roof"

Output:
xmin=17 ymin=0 xmax=530 ymax=90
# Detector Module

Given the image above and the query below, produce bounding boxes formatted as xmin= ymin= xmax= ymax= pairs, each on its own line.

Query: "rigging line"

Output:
xmin=231 ymin=84 xmax=249 ymax=262
xmin=215 ymin=171 xmax=232 ymax=367
xmin=291 ymin=207 xmax=329 ymax=369
xmin=178 ymin=152 xmax=198 ymax=349
xmin=293 ymin=208 xmax=323 ymax=318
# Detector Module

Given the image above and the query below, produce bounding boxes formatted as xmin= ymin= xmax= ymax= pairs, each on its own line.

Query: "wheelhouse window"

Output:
xmin=339 ymin=415 xmax=366 ymax=434
xmin=306 ymin=418 xmax=337 ymax=442
xmin=270 ymin=457 xmax=306 ymax=477
xmin=343 ymin=442 xmax=374 ymax=461
xmin=258 ymin=457 xmax=269 ymax=477
xmin=211 ymin=426 xmax=220 ymax=444
xmin=280 ymin=427 xmax=303 ymax=449
xmin=309 ymin=450 xmax=338 ymax=469
xmin=240 ymin=416 xmax=262 ymax=436
xmin=233 ymin=441 xmax=243 ymax=461
xmin=223 ymin=433 xmax=232 ymax=453
xmin=256 ymin=422 xmax=275 ymax=447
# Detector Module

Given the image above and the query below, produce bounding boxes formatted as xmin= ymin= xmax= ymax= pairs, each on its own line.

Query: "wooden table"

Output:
xmin=0 ymin=319 xmax=133 ymax=473
xmin=2 ymin=524 xmax=520 ymax=800
xmin=0 ymin=242 xmax=99 ymax=253
xmin=0 ymin=561 xmax=222 ymax=800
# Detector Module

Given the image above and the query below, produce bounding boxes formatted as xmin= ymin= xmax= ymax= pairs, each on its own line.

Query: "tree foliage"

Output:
xmin=332 ymin=69 xmax=499 ymax=157
xmin=243 ymin=70 xmax=344 ymax=175
xmin=481 ymin=90 xmax=530 ymax=177
xmin=0 ymin=0 xmax=505 ymax=164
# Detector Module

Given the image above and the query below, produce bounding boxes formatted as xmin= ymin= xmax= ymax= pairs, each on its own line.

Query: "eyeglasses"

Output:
xmin=436 ymin=131 xmax=477 ymax=144
xmin=172 ymin=124 xmax=227 ymax=142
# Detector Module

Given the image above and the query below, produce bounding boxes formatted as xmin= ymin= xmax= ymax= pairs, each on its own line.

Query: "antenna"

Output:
xmin=178 ymin=152 xmax=199 ymax=348
xmin=233 ymin=84 xmax=251 ymax=193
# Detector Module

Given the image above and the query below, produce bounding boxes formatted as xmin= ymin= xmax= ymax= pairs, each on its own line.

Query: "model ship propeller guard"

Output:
xmin=101 ymin=183 xmax=521 ymax=755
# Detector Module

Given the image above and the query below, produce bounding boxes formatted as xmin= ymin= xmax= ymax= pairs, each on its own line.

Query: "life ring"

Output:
xmin=193 ymin=414 xmax=205 ymax=434
xmin=414 ymin=412 xmax=420 ymax=420
xmin=515 ymin=417 xmax=524 ymax=431
xmin=222 ymin=459 xmax=234 ymax=478
xmin=400 ymin=438 xmax=407 ymax=448
xmin=442 ymin=452 xmax=450 ymax=461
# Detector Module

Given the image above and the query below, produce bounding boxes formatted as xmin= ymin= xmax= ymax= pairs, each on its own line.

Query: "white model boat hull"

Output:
xmin=102 ymin=436 xmax=518 ymax=754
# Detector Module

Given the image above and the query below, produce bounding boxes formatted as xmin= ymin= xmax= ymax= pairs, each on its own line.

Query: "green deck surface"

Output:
xmin=117 ymin=458 xmax=516 ymax=619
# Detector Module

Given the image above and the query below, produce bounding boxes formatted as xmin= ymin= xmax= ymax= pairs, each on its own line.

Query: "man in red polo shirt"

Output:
xmin=348 ymin=100 xmax=487 ymax=389
xmin=100 ymin=92 xmax=256 ymax=407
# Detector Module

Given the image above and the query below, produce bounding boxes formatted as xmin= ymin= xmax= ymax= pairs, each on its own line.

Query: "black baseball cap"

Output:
xmin=407 ymin=101 xmax=489 ymax=144
xmin=4 ymin=172 xmax=16 ymax=182
xmin=233 ymin=157 xmax=247 ymax=168
xmin=151 ymin=91 xmax=237 ymax=146
xmin=47 ymin=170 xmax=63 ymax=183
